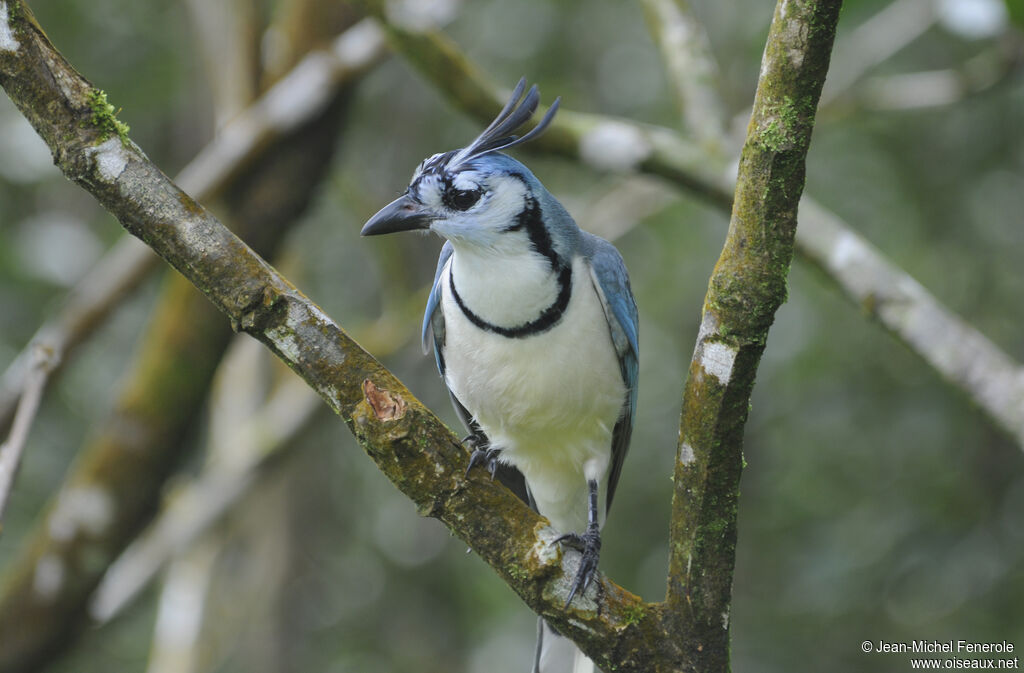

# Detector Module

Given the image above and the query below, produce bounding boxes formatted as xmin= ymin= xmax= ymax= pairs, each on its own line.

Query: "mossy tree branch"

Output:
xmin=0 ymin=3 xmax=359 ymax=670
xmin=0 ymin=3 xmax=661 ymax=671
xmin=0 ymin=15 xmax=387 ymax=443
xmin=666 ymin=3 xmax=842 ymax=669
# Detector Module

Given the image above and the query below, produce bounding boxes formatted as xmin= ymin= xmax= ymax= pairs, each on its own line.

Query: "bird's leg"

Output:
xmin=554 ymin=479 xmax=601 ymax=607
xmin=463 ymin=433 xmax=502 ymax=480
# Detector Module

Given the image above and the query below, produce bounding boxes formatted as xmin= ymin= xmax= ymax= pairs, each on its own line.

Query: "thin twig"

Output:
xmin=819 ymin=0 xmax=937 ymax=108
xmin=857 ymin=45 xmax=1023 ymax=110
xmin=0 ymin=237 xmax=157 ymax=436
xmin=0 ymin=345 xmax=54 ymax=525
xmin=798 ymin=197 xmax=1024 ymax=443
xmin=144 ymin=539 xmax=219 ymax=673
xmin=182 ymin=0 xmax=260 ymax=128
xmin=640 ymin=0 xmax=727 ymax=154
xmin=174 ymin=18 xmax=386 ymax=196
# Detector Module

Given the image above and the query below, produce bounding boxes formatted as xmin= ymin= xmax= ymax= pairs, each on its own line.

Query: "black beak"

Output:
xmin=361 ymin=193 xmax=434 ymax=236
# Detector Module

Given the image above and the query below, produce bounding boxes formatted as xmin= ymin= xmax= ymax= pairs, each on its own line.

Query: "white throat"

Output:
xmin=448 ymin=240 xmax=565 ymax=328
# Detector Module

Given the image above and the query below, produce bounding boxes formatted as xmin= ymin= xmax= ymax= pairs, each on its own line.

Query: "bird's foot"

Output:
xmin=463 ymin=435 xmax=501 ymax=480
xmin=554 ymin=524 xmax=602 ymax=607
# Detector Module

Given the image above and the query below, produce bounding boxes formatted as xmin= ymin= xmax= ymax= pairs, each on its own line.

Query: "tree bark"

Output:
xmin=666 ymin=3 xmax=843 ymax=671
xmin=0 ymin=1 xmax=843 ymax=670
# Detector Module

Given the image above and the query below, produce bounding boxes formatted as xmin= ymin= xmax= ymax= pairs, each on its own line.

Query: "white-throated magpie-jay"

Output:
xmin=361 ymin=79 xmax=638 ymax=673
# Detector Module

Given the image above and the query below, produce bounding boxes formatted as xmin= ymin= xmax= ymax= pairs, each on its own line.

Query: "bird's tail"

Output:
xmin=533 ymin=619 xmax=596 ymax=673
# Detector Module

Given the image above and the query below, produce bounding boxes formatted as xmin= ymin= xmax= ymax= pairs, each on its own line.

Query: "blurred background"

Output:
xmin=0 ymin=0 xmax=1022 ymax=671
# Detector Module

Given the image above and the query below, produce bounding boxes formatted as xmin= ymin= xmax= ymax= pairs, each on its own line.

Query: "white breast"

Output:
xmin=440 ymin=255 xmax=625 ymax=532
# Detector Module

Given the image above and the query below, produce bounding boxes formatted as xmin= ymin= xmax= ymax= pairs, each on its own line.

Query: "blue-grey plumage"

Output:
xmin=362 ymin=79 xmax=638 ymax=673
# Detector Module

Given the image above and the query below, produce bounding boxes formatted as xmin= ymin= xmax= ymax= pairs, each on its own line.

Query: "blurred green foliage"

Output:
xmin=0 ymin=0 xmax=1022 ymax=672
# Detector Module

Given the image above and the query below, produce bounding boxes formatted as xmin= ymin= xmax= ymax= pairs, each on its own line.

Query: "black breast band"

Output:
xmin=448 ymin=264 xmax=572 ymax=338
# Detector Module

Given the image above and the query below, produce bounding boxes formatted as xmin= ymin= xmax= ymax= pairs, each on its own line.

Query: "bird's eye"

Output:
xmin=446 ymin=188 xmax=481 ymax=211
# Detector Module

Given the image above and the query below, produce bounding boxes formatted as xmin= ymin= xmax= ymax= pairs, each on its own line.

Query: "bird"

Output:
xmin=361 ymin=78 xmax=638 ymax=673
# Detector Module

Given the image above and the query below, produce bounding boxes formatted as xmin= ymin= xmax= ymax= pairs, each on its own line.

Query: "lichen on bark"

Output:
xmin=667 ymin=2 xmax=843 ymax=672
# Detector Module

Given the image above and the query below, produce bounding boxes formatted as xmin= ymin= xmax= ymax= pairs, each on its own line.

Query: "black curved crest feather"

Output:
xmin=449 ymin=77 xmax=560 ymax=169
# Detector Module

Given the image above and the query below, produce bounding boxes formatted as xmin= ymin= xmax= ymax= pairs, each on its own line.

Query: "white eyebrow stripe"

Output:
xmin=452 ymin=172 xmax=482 ymax=191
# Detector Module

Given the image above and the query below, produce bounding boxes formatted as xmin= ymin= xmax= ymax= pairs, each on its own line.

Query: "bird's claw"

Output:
xmin=463 ymin=435 xmax=501 ymax=480
xmin=462 ymin=433 xmax=485 ymax=449
xmin=554 ymin=525 xmax=602 ymax=607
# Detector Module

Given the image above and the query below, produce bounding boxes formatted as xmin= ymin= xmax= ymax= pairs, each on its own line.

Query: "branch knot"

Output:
xmin=361 ymin=379 xmax=407 ymax=422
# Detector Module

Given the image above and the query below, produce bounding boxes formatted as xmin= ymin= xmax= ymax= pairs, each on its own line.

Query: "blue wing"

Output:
xmin=581 ymin=232 xmax=639 ymax=513
xmin=422 ymin=241 xmax=454 ymax=374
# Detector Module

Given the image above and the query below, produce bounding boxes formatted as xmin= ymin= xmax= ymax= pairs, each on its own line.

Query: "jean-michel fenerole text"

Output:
xmin=872 ymin=640 xmax=1015 ymax=655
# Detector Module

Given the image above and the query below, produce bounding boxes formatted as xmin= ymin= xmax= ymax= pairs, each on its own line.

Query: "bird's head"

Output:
xmin=361 ymin=79 xmax=563 ymax=253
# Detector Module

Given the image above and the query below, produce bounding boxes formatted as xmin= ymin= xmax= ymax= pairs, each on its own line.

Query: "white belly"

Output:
xmin=441 ymin=256 xmax=625 ymax=533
